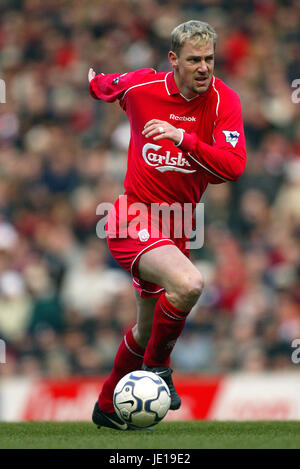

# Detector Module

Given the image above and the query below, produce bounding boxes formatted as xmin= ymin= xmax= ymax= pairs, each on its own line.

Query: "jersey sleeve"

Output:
xmin=177 ymin=90 xmax=247 ymax=182
xmin=89 ymin=68 xmax=157 ymax=105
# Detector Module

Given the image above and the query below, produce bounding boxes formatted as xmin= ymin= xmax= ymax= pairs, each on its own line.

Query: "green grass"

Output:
xmin=0 ymin=421 xmax=300 ymax=449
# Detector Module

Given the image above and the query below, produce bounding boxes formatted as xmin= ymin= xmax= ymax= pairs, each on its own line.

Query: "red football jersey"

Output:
xmin=89 ymin=68 xmax=246 ymax=208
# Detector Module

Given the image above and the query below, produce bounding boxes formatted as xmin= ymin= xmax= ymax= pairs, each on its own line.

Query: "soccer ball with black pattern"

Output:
xmin=113 ymin=370 xmax=171 ymax=428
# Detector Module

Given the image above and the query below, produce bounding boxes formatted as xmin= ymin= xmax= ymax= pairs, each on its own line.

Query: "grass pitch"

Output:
xmin=0 ymin=421 xmax=300 ymax=449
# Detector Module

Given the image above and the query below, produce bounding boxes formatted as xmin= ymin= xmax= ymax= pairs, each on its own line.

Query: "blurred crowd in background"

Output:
xmin=0 ymin=0 xmax=300 ymax=378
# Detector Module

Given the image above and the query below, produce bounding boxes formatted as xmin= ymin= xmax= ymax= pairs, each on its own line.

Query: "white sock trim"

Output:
xmin=161 ymin=304 xmax=185 ymax=321
xmin=124 ymin=334 xmax=144 ymax=359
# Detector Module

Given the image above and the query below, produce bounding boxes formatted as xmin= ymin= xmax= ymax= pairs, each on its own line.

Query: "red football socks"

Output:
xmin=98 ymin=328 xmax=145 ymax=413
xmin=143 ymin=292 xmax=190 ymax=367
xmin=98 ymin=294 xmax=190 ymax=412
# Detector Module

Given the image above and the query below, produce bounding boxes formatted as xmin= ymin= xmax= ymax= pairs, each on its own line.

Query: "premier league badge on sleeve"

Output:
xmin=222 ymin=130 xmax=240 ymax=148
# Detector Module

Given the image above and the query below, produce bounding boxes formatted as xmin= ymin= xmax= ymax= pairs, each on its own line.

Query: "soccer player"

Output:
xmin=89 ymin=20 xmax=246 ymax=430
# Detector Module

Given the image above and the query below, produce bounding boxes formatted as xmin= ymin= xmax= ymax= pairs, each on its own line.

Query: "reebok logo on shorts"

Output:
xmin=138 ymin=229 xmax=150 ymax=242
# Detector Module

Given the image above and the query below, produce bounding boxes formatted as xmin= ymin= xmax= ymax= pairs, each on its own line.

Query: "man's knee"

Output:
xmin=167 ymin=271 xmax=204 ymax=310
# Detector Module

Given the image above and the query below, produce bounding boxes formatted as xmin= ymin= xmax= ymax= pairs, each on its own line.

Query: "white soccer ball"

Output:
xmin=113 ymin=370 xmax=171 ymax=428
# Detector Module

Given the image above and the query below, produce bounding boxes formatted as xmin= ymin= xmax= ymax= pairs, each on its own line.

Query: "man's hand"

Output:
xmin=88 ymin=68 xmax=96 ymax=83
xmin=142 ymin=119 xmax=183 ymax=145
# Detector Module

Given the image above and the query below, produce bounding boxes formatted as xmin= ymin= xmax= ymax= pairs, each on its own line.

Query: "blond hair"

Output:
xmin=171 ymin=20 xmax=217 ymax=56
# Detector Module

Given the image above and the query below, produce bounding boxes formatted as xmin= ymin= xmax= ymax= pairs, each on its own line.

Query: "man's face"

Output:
xmin=169 ymin=39 xmax=215 ymax=99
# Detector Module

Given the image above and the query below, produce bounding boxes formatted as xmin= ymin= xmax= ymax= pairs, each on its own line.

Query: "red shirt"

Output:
xmin=89 ymin=68 xmax=246 ymax=208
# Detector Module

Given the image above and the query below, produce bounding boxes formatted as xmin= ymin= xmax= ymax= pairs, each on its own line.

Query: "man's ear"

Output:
xmin=168 ymin=50 xmax=178 ymax=69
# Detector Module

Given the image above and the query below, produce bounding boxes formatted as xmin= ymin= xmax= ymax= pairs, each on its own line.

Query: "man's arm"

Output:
xmin=176 ymin=93 xmax=246 ymax=182
xmin=143 ymin=92 xmax=246 ymax=182
xmin=88 ymin=67 xmax=157 ymax=104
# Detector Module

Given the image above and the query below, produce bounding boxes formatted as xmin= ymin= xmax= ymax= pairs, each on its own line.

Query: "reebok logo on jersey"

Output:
xmin=170 ymin=114 xmax=196 ymax=122
xmin=142 ymin=143 xmax=196 ymax=174
xmin=222 ymin=130 xmax=240 ymax=148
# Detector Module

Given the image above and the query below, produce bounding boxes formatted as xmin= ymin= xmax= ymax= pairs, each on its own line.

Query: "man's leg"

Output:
xmin=93 ymin=293 xmax=157 ymax=429
xmin=132 ymin=291 xmax=158 ymax=348
xmin=138 ymin=244 xmax=203 ymax=311
xmin=94 ymin=243 xmax=203 ymax=425
xmin=137 ymin=244 xmax=204 ymax=404
xmin=94 ymin=293 xmax=158 ymax=429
